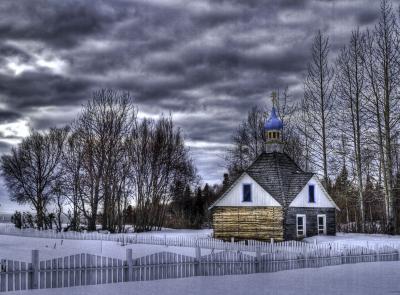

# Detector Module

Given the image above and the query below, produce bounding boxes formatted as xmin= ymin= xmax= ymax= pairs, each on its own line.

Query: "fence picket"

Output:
xmin=97 ymin=256 xmax=101 ymax=285
xmin=63 ymin=257 xmax=69 ymax=288
xmin=57 ymin=258 xmax=63 ymax=288
xmin=75 ymin=254 xmax=81 ymax=287
xmin=7 ymin=260 xmax=13 ymax=292
xmin=69 ymin=255 xmax=74 ymax=287
xmin=20 ymin=262 xmax=27 ymax=290
xmin=43 ymin=260 xmax=49 ymax=289
xmin=51 ymin=258 xmax=57 ymax=288
xmin=14 ymin=261 xmax=20 ymax=291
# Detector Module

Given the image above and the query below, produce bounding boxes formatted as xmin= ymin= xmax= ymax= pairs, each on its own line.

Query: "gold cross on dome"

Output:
xmin=271 ymin=91 xmax=277 ymax=107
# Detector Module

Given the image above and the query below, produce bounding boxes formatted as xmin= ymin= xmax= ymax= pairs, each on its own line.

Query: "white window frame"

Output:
xmin=317 ymin=214 xmax=327 ymax=235
xmin=296 ymin=214 xmax=306 ymax=238
xmin=242 ymin=183 xmax=252 ymax=202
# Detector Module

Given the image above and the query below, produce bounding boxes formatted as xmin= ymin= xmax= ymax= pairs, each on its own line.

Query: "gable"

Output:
xmin=245 ymin=152 xmax=313 ymax=207
xmin=210 ymin=173 xmax=281 ymax=208
xmin=288 ymin=176 xmax=339 ymax=209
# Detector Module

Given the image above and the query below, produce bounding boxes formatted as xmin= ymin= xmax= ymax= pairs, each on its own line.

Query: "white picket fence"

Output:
xmin=1 ymin=243 xmax=400 ymax=292
xmin=0 ymin=224 xmax=340 ymax=253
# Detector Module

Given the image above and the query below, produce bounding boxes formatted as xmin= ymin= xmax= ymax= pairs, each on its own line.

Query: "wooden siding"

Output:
xmin=284 ymin=207 xmax=336 ymax=240
xmin=212 ymin=173 xmax=281 ymax=207
xmin=212 ymin=207 xmax=284 ymax=241
xmin=289 ymin=176 xmax=337 ymax=208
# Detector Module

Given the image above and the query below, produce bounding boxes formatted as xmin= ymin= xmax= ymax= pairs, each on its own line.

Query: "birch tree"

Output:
xmin=303 ymin=30 xmax=335 ymax=187
xmin=335 ymin=29 xmax=367 ymax=231
xmin=363 ymin=0 xmax=400 ymax=232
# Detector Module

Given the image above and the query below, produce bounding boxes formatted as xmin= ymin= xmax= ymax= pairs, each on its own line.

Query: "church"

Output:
xmin=209 ymin=97 xmax=339 ymax=241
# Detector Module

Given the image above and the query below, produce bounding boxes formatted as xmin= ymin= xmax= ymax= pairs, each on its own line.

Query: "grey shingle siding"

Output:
xmin=284 ymin=207 xmax=336 ymax=240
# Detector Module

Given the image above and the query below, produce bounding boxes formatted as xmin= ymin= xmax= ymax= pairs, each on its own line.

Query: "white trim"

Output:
xmin=317 ymin=214 xmax=327 ymax=235
xmin=289 ymin=175 xmax=340 ymax=210
xmin=313 ymin=176 xmax=340 ymax=210
xmin=208 ymin=172 xmax=281 ymax=209
xmin=296 ymin=214 xmax=306 ymax=238
xmin=208 ymin=172 xmax=246 ymax=209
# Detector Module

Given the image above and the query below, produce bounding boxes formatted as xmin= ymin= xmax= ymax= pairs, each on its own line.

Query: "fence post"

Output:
xmin=195 ymin=246 xmax=201 ymax=276
xmin=126 ymin=249 xmax=133 ymax=282
xmin=31 ymin=250 xmax=39 ymax=289
xmin=255 ymin=247 xmax=261 ymax=273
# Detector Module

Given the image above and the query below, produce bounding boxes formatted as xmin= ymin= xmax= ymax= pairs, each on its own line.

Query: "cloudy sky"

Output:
xmin=0 ymin=0 xmax=393 ymax=212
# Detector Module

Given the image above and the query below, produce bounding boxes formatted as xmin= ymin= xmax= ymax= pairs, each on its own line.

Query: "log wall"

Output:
xmin=212 ymin=207 xmax=283 ymax=241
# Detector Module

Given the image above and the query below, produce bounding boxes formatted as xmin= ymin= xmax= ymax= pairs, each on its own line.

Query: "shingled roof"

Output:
xmin=212 ymin=151 xmax=314 ymax=208
xmin=246 ymin=152 xmax=314 ymax=207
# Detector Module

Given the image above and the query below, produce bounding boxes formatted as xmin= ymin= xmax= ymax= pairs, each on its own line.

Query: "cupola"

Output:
xmin=265 ymin=92 xmax=284 ymax=153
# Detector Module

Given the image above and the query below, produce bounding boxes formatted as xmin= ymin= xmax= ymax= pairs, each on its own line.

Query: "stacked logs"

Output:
xmin=212 ymin=207 xmax=283 ymax=241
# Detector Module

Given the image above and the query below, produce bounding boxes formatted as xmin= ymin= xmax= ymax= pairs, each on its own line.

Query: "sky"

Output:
xmin=0 ymin=0 xmax=393 ymax=213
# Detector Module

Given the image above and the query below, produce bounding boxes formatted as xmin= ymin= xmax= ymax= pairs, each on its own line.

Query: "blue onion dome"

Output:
xmin=264 ymin=106 xmax=283 ymax=130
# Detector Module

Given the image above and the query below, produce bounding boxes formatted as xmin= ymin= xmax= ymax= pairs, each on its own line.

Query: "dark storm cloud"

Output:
xmin=0 ymin=0 xmax=395 ymax=208
xmin=0 ymin=110 xmax=21 ymax=124
xmin=0 ymin=1 xmax=126 ymax=49
xmin=0 ymin=72 xmax=92 ymax=109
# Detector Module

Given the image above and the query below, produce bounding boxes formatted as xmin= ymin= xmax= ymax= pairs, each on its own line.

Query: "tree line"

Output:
xmin=1 ymin=90 xmax=222 ymax=232
xmin=225 ymin=0 xmax=400 ymax=234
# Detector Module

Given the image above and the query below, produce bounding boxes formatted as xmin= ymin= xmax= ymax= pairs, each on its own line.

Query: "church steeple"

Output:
xmin=264 ymin=92 xmax=283 ymax=153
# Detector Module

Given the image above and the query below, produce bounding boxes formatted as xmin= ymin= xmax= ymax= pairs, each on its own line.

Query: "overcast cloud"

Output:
xmin=0 ymin=0 xmax=392 ymax=212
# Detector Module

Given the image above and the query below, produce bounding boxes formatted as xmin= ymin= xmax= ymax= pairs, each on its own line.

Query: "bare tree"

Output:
xmin=363 ymin=0 xmax=400 ymax=232
xmin=226 ymin=106 xmax=266 ymax=177
xmin=127 ymin=116 xmax=197 ymax=232
xmin=52 ymin=178 xmax=66 ymax=232
xmin=1 ymin=127 xmax=68 ymax=229
xmin=62 ymin=131 xmax=85 ymax=231
xmin=303 ymin=30 xmax=335 ymax=187
xmin=72 ymin=89 xmax=136 ymax=231
xmin=335 ymin=29 xmax=367 ymax=231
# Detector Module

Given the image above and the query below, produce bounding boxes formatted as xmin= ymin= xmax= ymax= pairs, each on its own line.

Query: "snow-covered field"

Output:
xmin=2 ymin=231 xmax=400 ymax=294
xmin=6 ymin=261 xmax=400 ymax=295
xmin=3 ymin=229 xmax=400 ymax=262
xmin=0 ymin=235 xmax=220 ymax=262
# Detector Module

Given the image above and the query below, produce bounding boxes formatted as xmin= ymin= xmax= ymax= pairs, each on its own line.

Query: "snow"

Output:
xmin=7 ymin=261 xmax=400 ymax=295
xmin=2 ymin=230 xmax=400 ymax=293
xmin=129 ymin=228 xmax=212 ymax=238
xmin=3 ymin=230 xmax=400 ymax=262
xmin=305 ymin=232 xmax=400 ymax=247
xmin=0 ymin=234 xmax=219 ymax=262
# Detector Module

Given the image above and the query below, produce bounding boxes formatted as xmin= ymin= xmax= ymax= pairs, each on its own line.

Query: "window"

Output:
xmin=296 ymin=214 xmax=306 ymax=237
xmin=308 ymin=185 xmax=315 ymax=203
xmin=242 ymin=184 xmax=252 ymax=202
xmin=317 ymin=214 xmax=326 ymax=235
